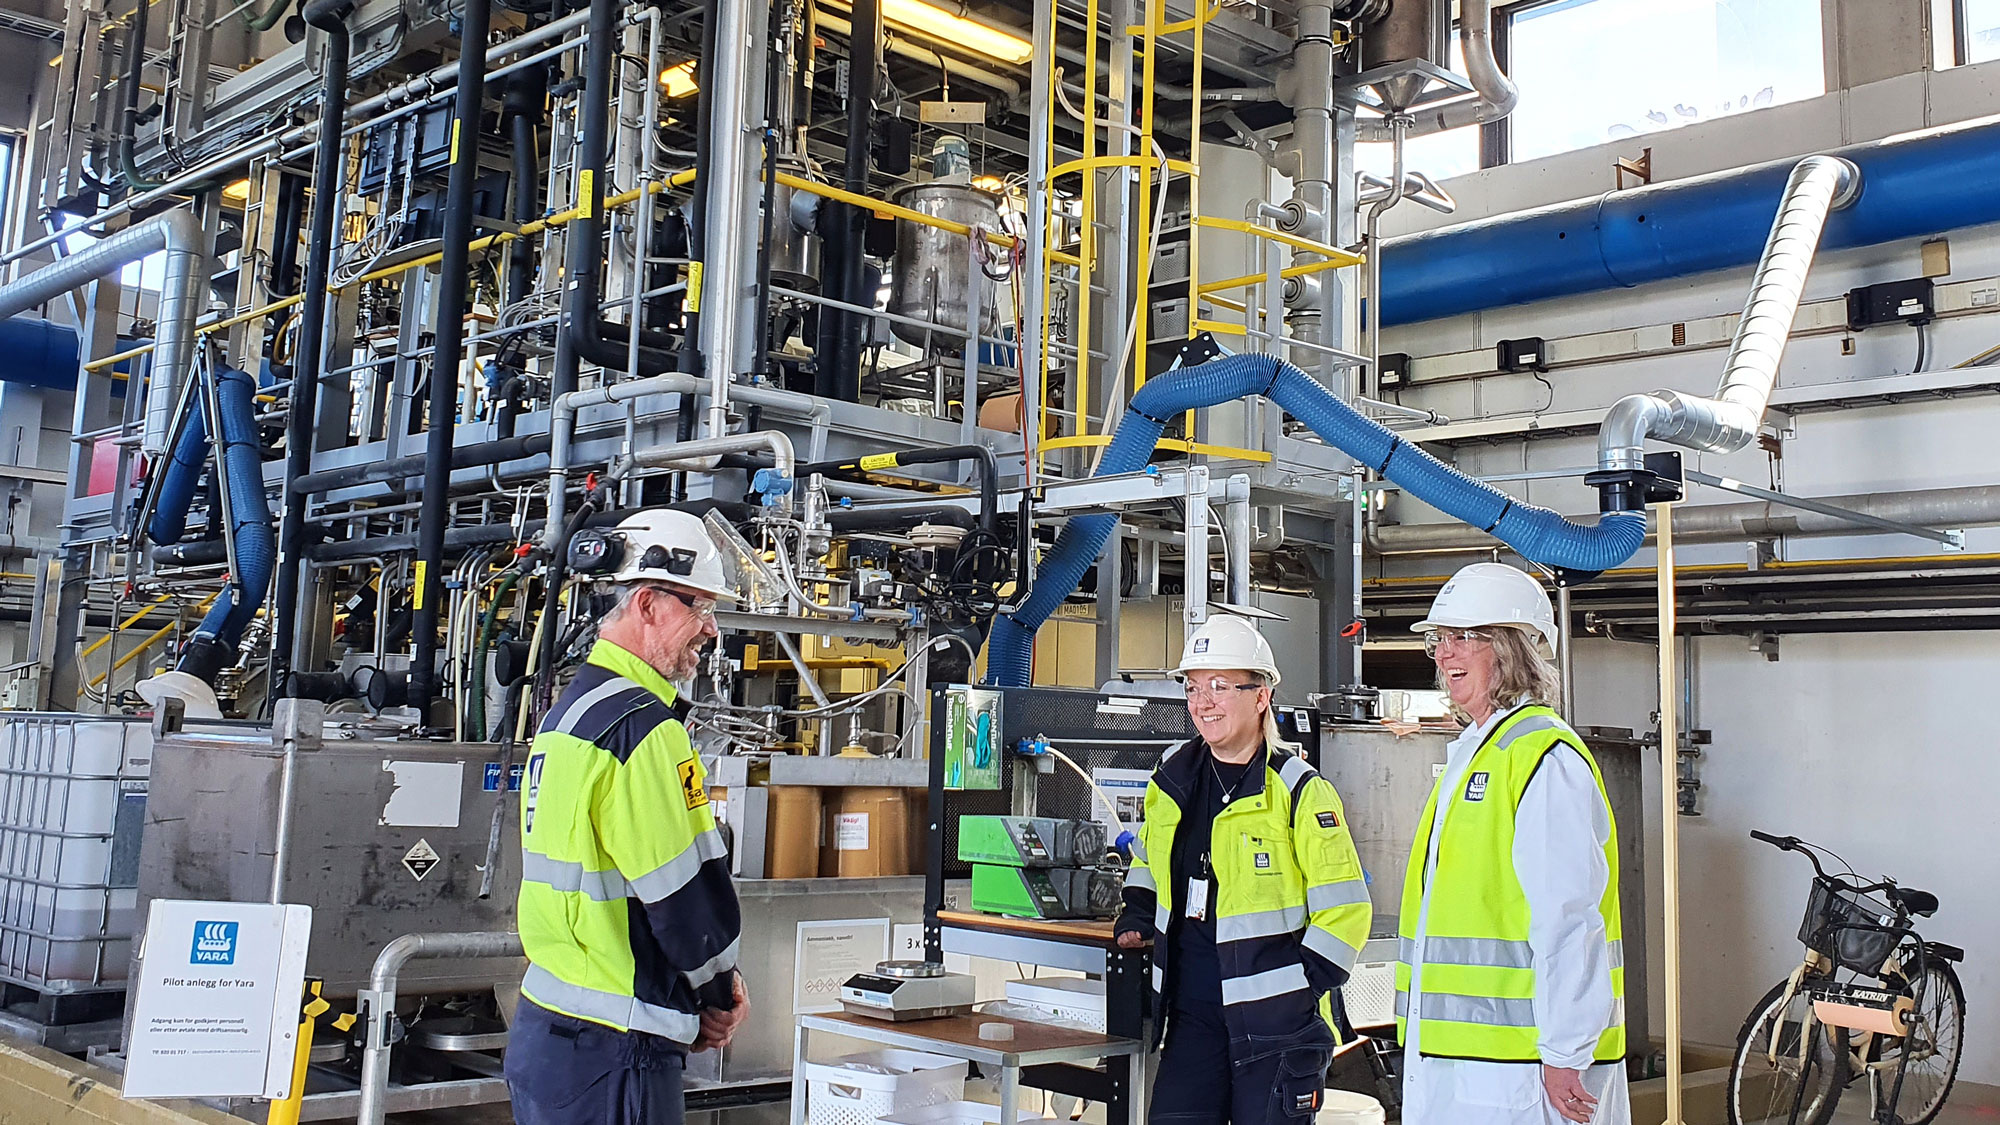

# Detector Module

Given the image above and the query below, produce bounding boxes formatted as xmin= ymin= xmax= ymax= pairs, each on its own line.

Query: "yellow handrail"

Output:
xmin=89 ymin=590 xmax=221 ymax=688
xmin=78 ymin=595 xmax=174 ymax=661
xmin=1195 ymin=216 xmax=1364 ymax=264
xmin=775 ymin=173 xmax=1016 ymax=248
xmin=1197 ymin=255 xmax=1353 ymax=296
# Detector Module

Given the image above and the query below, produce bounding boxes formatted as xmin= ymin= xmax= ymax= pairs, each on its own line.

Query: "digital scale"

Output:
xmin=839 ymin=960 xmax=978 ymax=1021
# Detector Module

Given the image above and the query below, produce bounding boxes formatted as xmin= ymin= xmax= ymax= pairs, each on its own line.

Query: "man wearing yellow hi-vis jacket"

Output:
xmin=507 ymin=510 xmax=750 ymax=1125
xmin=1113 ymin=615 xmax=1373 ymax=1125
xmin=1398 ymin=563 xmax=1627 ymax=1125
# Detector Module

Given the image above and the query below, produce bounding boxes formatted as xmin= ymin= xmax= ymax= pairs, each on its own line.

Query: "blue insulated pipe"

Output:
xmin=983 ymin=355 xmax=1646 ymax=686
xmin=1380 ymin=115 xmax=2000 ymax=326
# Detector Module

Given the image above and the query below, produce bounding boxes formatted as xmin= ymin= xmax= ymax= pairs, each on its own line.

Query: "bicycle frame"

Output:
xmin=1760 ymin=921 xmax=1930 ymax=1125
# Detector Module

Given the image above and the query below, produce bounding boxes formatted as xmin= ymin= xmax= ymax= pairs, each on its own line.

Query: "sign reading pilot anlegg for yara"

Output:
xmin=122 ymin=900 xmax=313 ymax=1101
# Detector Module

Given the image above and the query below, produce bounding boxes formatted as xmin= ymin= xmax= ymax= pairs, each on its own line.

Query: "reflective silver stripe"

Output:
xmin=1222 ymin=963 xmax=1311 ymax=1006
xmin=1394 ymin=989 xmax=1409 ymax=1017
xmin=1399 ymin=936 xmax=1418 ymax=965
xmin=1154 ymin=906 xmax=1171 ymax=935
xmin=1124 ymin=864 xmax=1156 ymax=893
xmin=627 ymin=829 xmax=729 ymax=903
xmin=521 ymin=850 xmax=629 ymax=901
xmin=1131 ymin=837 xmax=1149 ymax=862
xmin=553 ymin=679 xmax=643 ymax=735
xmin=1151 ymin=963 xmax=1164 ymax=991
xmin=1419 ymin=936 xmax=1534 ymax=969
xmin=1302 ymin=925 xmax=1362 ymax=973
xmin=1306 ymin=879 xmax=1370 ymax=912
xmin=1415 ymin=991 xmax=1536 ymax=1028
xmin=522 ymin=964 xmax=700 ymax=1042
xmin=1494 ymin=713 xmax=1576 ymax=752
xmin=1216 ymin=905 xmax=1306 ymax=943
xmin=1608 ymin=938 xmax=1623 ymax=970
xmin=1278 ymin=755 xmax=1314 ymax=790
xmin=683 ymin=937 xmax=740 ymax=991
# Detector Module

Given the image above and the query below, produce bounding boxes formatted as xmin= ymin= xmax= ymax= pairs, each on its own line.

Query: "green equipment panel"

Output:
xmin=956 ymin=815 xmax=1105 ymax=867
xmin=970 ymin=863 xmax=1125 ymax=920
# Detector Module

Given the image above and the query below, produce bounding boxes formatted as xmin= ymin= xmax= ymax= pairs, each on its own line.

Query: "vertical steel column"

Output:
xmin=700 ymin=0 xmax=764 ymax=433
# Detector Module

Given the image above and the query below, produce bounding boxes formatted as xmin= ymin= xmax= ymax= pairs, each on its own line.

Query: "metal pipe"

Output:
xmin=822 ymin=0 xmax=880 ymax=402
xmin=700 ymin=0 xmax=757 ymax=437
xmin=355 ymin=931 xmax=524 ymax=1125
xmin=411 ymin=0 xmax=495 ymax=720
xmin=273 ymin=0 xmax=354 ymax=688
xmin=1557 ymin=582 xmax=1574 ymax=718
xmin=544 ymin=373 xmax=706 ymax=552
xmin=1369 ymin=483 xmax=2000 ymax=553
xmin=621 ymin=429 xmax=796 ymax=482
xmin=1356 ymin=0 xmax=1515 ymax=142
xmin=1598 ymin=156 xmax=1861 ymax=473
xmin=0 ymin=209 xmax=207 ymax=455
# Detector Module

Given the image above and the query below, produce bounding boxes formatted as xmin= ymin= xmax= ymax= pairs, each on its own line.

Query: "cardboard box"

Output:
xmin=765 ymin=785 xmax=824 ymax=879
xmin=821 ymin=787 xmax=928 ymax=877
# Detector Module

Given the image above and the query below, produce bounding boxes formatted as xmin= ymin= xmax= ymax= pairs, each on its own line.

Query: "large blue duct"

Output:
xmin=0 ymin=319 xmax=81 ymax=389
xmin=984 ymin=354 xmax=1646 ymax=686
xmin=1380 ymin=115 xmax=2000 ymax=326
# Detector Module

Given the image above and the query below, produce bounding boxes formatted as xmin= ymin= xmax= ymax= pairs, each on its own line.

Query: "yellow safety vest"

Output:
xmin=1121 ymin=741 xmax=1373 ymax=1048
xmin=1394 ymin=706 xmax=1625 ymax=1064
xmin=517 ymin=640 xmax=740 ymax=1042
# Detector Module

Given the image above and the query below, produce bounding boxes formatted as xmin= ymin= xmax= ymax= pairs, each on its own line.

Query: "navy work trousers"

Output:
xmin=1149 ymin=1003 xmax=1330 ymax=1125
xmin=505 ymin=998 xmax=688 ymax=1125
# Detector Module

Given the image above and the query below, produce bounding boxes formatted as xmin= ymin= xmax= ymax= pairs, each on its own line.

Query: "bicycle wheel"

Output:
xmin=1877 ymin=959 xmax=1965 ymax=1125
xmin=1727 ymin=978 xmax=1849 ymax=1125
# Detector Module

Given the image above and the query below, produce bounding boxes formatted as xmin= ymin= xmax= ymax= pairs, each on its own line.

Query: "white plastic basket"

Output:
xmin=1343 ymin=961 xmax=1398 ymax=1029
xmin=1315 ymin=1090 xmax=1385 ymax=1125
xmin=878 ymin=1101 xmax=1041 ymax=1125
xmin=804 ymin=1049 xmax=968 ymax=1125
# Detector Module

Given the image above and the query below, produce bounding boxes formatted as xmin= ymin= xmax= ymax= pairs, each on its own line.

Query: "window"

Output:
xmin=1507 ymin=0 xmax=1825 ymax=163
xmin=1355 ymin=39 xmax=1483 ymax=183
xmin=1964 ymin=0 xmax=2000 ymax=62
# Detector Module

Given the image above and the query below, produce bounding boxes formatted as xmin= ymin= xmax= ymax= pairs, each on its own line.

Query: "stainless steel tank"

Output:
xmin=1316 ymin=720 xmax=1651 ymax=1051
xmin=1359 ymin=0 xmax=1449 ymax=70
xmin=886 ymin=181 xmax=1003 ymax=353
xmin=770 ymin=160 xmax=820 ymax=292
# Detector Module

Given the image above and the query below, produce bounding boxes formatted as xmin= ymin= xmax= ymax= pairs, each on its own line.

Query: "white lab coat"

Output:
xmin=1401 ymin=705 xmax=1630 ymax=1125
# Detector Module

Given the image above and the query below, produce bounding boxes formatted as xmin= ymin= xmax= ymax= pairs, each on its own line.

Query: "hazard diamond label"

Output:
xmin=403 ymin=839 xmax=440 ymax=881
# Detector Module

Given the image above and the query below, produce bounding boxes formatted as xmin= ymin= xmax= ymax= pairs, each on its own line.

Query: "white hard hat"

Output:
xmin=569 ymin=510 xmax=737 ymax=601
xmin=1412 ymin=562 xmax=1558 ymax=653
xmin=1174 ymin=614 xmax=1281 ymax=687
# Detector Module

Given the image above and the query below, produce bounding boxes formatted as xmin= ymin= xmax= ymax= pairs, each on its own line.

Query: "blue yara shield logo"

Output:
xmin=190 ymin=920 xmax=239 ymax=965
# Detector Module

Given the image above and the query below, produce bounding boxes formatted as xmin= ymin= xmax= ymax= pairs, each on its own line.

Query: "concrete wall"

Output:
xmin=1372 ymin=36 xmax=2000 ymax=1081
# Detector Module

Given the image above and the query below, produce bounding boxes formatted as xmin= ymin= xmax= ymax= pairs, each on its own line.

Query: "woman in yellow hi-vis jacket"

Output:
xmin=1398 ymin=564 xmax=1628 ymax=1125
xmin=1113 ymin=615 xmax=1373 ymax=1125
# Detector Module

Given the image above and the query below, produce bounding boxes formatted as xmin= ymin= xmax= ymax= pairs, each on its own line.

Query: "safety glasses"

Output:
xmin=1182 ymin=676 xmax=1264 ymax=703
xmin=1423 ymin=626 xmax=1498 ymax=658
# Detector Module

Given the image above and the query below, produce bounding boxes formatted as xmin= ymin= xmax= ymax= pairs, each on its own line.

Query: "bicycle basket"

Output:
xmin=1797 ymin=880 xmax=1900 ymax=974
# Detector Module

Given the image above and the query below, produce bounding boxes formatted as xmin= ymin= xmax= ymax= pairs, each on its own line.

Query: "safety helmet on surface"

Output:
xmin=1412 ymin=562 xmax=1558 ymax=654
xmin=1174 ymin=614 xmax=1281 ymax=687
xmin=567 ymin=509 xmax=737 ymax=601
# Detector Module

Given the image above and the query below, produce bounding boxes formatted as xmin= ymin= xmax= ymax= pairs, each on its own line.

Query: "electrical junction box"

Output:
xmin=970 ymin=864 xmax=1124 ymax=920
xmin=1496 ymin=337 xmax=1548 ymax=373
xmin=1847 ymin=278 xmax=1936 ymax=329
xmin=1376 ymin=351 xmax=1411 ymax=390
xmin=957 ymin=816 xmax=1105 ymax=868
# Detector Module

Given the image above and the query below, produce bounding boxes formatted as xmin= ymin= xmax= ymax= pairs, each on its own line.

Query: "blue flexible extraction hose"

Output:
xmin=147 ymin=398 xmax=208 ymax=546
xmin=189 ymin=364 xmax=276 ymax=653
xmin=985 ymin=354 xmax=1647 ymax=686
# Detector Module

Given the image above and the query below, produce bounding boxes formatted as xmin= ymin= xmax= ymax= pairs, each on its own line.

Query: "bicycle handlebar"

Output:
xmin=1751 ymin=829 xmax=1899 ymax=897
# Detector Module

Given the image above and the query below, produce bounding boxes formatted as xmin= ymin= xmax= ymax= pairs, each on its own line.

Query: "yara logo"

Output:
xmin=190 ymin=921 xmax=239 ymax=965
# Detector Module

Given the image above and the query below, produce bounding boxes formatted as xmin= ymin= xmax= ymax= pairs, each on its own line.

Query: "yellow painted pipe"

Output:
xmin=77 ymin=595 xmax=174 ymax=662
xmin=90 ymin=591 xmax=220 ymax=687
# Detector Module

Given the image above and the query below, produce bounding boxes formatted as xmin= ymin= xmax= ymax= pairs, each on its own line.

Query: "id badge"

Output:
xmin=1185 ymin=875 xmax=1211 ymax=921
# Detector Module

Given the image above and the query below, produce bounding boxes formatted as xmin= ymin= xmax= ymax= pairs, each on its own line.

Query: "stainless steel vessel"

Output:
xmin=886 ymin=182 xmax=1002 ymax=352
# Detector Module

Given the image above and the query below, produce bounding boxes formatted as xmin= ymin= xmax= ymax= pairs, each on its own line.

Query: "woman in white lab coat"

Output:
xmin=1398 ymin=563 xmax=1629 ymax=1125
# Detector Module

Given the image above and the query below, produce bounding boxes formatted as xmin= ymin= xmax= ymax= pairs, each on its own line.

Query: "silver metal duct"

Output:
xmin=0 ymin=208 xmax=208 ymax=455
xmin=1598 ymin=155 xmax=1860 ymax=473
xmin=1356 ymin=0 xmax=1516 ymax=142
xmin=1370 ymin=484 xmax=2000 ymax=553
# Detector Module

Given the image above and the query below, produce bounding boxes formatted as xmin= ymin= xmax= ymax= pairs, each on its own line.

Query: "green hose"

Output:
xmin=468 ymin=568 xmax=522 ymax=741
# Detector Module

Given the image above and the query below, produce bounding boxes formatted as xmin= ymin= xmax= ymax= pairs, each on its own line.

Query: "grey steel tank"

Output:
xmin=886 ymin=180 xmax=1003 ymax=353
xmin=770 ymin=159 xmax=821 ymax=291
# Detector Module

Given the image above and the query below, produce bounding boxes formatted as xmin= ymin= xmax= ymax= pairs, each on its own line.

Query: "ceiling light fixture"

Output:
xmin=658 ymin=60 xmax=698 ymax=98
xmin=828 ymin=0 xmax=1033 ymax=65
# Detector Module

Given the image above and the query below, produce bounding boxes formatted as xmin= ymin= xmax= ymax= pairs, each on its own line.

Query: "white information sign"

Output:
xmin=1091 ymin=767 xmax=1153 ymax=832
xmin=123 ymin=900 xmax=313 ymax=1101
xmin=792 ymin=918 xmax=889 ymax=1015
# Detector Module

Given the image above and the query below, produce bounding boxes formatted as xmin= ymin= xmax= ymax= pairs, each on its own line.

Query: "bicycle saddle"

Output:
xmin=1889 ymin=886 xmax=1939 ymax=917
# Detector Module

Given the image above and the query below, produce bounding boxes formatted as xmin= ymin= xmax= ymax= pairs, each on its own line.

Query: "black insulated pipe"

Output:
xmin=290 ymin=433 xmax=553 ymax=494
xmin=269 ymin=173 xmax=307 ymax=299
xmin=410 ymin=0 xmax=494 ymax=720
xmin=799 ymin=445 xmax=1000 ymax=538
xmin=821 ymin=0 xmax=878 ymax=402
xmin=558 ymin=0 xmax=680 ymax=385
xmin=503 ymin=65 xmax=546 ymax=308
xmin=273 ymin=0 xmax=356 ymax=692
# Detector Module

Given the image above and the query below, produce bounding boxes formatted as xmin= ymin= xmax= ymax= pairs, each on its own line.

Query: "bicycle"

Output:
xmin=1725 ymin=831 xmax=1966 ymax=1125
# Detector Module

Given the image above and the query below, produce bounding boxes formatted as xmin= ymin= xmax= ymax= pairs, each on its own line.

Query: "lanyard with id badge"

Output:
xmin=1187 ymin=755 xmax=1253 ymax=922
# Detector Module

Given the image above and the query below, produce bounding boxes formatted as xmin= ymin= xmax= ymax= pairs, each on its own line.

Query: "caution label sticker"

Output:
xmin=402 ymin=839 xmax=441 ymax=881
